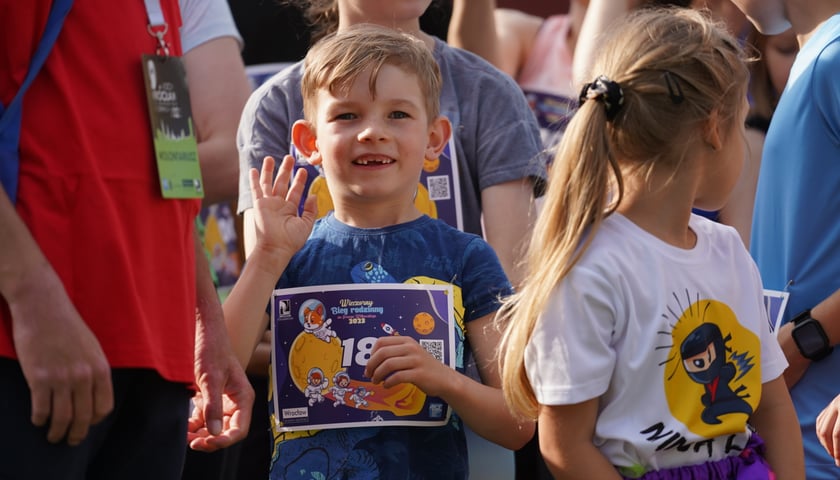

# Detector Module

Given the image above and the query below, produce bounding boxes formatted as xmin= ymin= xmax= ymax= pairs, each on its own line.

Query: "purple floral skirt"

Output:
xmin=623 ymin=433 xmax=774 ymax=480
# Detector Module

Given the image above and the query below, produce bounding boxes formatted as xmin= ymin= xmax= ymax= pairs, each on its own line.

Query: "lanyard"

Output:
xmin=144 ymin=0 xmax=170 ymax=56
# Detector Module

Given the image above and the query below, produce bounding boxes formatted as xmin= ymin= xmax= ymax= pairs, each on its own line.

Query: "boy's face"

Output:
xmin=307 ymin=63 xmax=446 ymax=209
xmin=729 ymin=0 xmax=791 ymax=35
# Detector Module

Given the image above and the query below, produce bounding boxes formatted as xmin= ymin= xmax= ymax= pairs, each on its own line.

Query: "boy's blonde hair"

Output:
xmin=498 ymin=7 xmax=750 ymax=419
xmin=300 ymin=23 xmax=442 ymax=125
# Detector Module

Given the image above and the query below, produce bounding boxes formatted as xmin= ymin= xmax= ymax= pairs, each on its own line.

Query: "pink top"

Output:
xmin=515 ymin=15 xmax=577 ymax=142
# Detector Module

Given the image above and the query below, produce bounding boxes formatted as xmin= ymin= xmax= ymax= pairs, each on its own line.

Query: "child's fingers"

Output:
xmin=259 ymin=156 xmax=277 ymax=196
xmin=248 ymin=167 xmax=262 ymax=201
xmin=286 ymin=164 xmax=309 ymax=207
xmin=272 ymin=154 xmax=296 ymax=197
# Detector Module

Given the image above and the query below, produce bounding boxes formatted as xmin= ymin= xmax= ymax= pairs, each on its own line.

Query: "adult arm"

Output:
xmin=750 ymin=376 xmax=805 ymax=478
xmin=365 ymin=312 xmax=535 ymax=450
xmin=493 ymin=8 xmax=545 ymax=78
xmin=481 ymin=179 xmax=536 ymax=288
xmin=572 ymin=0 xmax=630 ymax=86
xmin=183 ymin=36 xmax=253 ymax=206
xmin=778 ymin=288 xmax=840 ymax=387
xmin=447 ymin=2 xmax=544 ymax=79
xmin=187 ymin=222 xmax=255 ymax=452
xmin=0 ymin=187 xmax=112 ymax=446
xmin=447 ymin=0 xmax=501 ymax=69
xmin=538 ymin=400 xmax=622 ymax=479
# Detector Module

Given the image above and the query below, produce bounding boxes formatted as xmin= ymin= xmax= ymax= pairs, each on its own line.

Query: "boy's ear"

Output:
xmin=425 ymin=115 xmax=452 ymax=160
xmin=292 ymin=119 xmax=322 ymax=165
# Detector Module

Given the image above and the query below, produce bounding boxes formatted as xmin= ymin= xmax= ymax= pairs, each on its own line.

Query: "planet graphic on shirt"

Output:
xmin=412 ymin=311 xmax=436 ymax=335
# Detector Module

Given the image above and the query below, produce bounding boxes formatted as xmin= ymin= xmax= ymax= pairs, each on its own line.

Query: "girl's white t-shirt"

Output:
xmin=526 ymin=213 xmax=786 ymax=473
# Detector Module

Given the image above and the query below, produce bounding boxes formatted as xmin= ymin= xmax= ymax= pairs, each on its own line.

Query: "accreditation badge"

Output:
xmin=141 ymin=54 xmax=203 ymax=199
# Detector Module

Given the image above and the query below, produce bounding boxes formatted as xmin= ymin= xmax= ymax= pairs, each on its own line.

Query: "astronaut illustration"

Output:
xmin=350 ymin=386 xmax=374 ymax=408
xmin=330 ymin=371 xmax=352 ymax=407
xmin=305 ymin=367 xmax=329 ymax=407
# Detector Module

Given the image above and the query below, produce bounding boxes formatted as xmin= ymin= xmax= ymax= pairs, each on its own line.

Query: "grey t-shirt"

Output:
xmin=236 ymin=36 xmax=546 ymax=237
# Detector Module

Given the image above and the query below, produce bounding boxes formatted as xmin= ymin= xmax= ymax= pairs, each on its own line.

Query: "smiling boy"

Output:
xmin=223 ymin=24 xmax=534 ymax=479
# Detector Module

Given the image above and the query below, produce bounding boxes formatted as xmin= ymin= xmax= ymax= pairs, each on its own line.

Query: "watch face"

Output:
xmin=797 ymin=322 xmax=826 ymax=354
xmin=794 ymin=319 xmax=831 ymax=359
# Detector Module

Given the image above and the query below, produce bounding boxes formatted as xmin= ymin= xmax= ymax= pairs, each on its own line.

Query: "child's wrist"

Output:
xmin=248 ymin=244 xmax=295 ymax=278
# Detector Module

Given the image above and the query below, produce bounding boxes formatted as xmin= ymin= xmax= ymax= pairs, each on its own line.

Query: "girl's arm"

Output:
xmin=481 ymin=179 xmax=537 ymax=288
xmin=750 ymin=376 xmax=805 ymax=478
xmin=223 ymin=155 xmax=317 ymax=367
xmin=364 ymin=313 xmax=535 ymax=450
xmin=539 ymin=400 xmax=622 ymax=479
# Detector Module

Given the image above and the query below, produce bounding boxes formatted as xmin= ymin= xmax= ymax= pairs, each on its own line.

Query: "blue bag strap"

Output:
xmin=0 ymin=0 xmax=74 ymax=203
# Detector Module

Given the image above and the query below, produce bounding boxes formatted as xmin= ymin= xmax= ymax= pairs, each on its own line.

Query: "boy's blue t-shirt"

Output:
xmin=268 ymin=213 xmax=512 ymax=480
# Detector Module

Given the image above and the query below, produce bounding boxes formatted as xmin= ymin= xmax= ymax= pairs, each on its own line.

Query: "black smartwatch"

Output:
xmin=791 ymin=309 xmax=833 ymax=361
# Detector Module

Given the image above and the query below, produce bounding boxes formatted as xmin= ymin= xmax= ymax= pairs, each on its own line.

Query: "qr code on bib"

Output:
xmin=420 ymin=339 xmax=445 ymax=363
xmin=426 ymin=176 xmax=451 ymax=201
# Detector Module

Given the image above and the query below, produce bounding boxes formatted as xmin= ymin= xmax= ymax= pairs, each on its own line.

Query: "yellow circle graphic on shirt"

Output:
xmin=661 ymin=299 xmax=761 ymax=438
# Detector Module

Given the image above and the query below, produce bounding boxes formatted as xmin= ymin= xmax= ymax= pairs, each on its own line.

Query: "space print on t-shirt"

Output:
xmin=657 ymin=290 xmax=762 ymax=441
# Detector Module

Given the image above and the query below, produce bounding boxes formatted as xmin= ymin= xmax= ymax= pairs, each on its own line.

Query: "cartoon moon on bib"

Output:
xmin=412 ymin=311 xmax=436 ymax=335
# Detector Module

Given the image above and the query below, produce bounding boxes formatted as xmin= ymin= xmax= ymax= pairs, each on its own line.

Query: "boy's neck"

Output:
xmin=332 ymin=202 xmax=423 ymax=229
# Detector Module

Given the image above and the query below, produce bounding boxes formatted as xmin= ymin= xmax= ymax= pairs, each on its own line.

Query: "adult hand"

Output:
xmin=187 ymin=308 xmax=254 ymax=452
xmin=817 ymin=394 xmax=840 ymax=466
xmin=10 ymin=268 xmax=113 ymax=446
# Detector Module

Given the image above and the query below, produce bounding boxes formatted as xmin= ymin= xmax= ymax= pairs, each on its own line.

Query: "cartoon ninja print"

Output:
xmin=680 ymin=323 xmax=753 ymax=425
xmin=661 ymin=293 xmax=761 ymax=438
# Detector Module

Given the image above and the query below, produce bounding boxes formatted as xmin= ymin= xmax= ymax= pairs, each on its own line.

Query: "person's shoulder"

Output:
xmin=813 ymin=34 xmax=840 ymax=76
xmin=243 ymin=61 xmax=305 ymax=113
xmin=250 ymin=61 xmax=304 ymax=94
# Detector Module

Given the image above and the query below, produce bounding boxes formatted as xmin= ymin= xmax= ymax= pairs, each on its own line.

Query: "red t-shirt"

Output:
xmin=0 ymin=0 xmax=200 ymax=383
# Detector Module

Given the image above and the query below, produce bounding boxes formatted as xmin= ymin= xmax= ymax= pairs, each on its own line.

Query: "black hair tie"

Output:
xmin=579 ymin=75 xmax=624 ymax=121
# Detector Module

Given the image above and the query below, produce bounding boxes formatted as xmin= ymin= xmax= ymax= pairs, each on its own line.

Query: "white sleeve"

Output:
xmin=525 ymin=265 xmax=619 ymax=405
xmin=179 ymin=0 xmax=243 ymax=53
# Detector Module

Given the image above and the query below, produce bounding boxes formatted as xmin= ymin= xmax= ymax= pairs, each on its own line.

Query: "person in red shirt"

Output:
xmin=0 ymin=1 xmax=253 ymax=478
